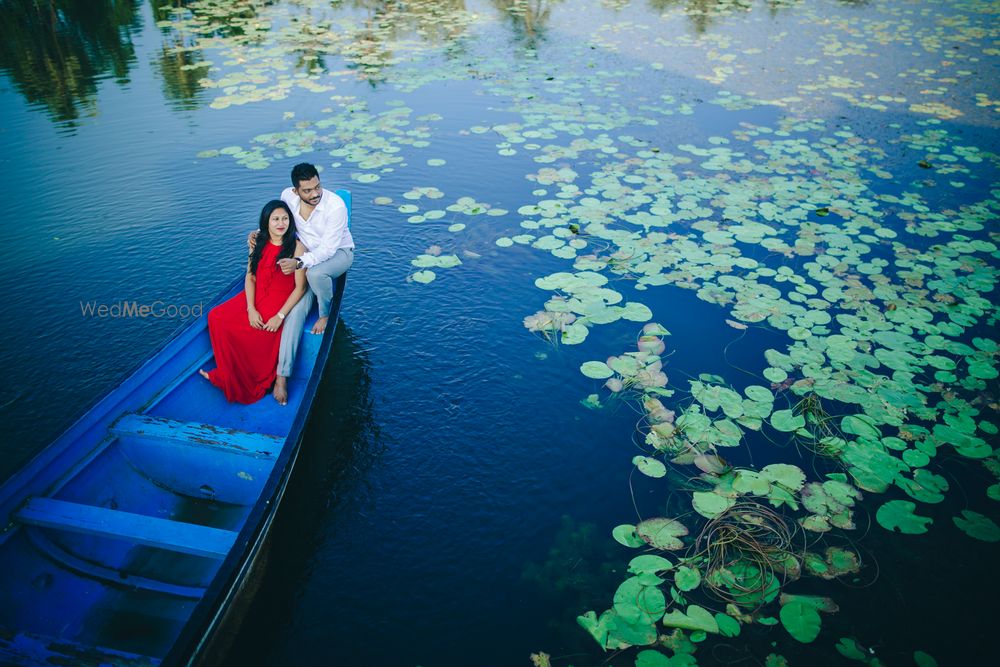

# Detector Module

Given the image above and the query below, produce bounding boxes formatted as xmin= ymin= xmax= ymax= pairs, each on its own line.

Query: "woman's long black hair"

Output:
xmin=249 ymin=200 xmax=297 ymax=275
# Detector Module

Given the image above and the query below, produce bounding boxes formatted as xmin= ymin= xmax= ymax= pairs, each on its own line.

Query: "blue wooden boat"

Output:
xmin=0 ymin=191 xmax=352 ymax=666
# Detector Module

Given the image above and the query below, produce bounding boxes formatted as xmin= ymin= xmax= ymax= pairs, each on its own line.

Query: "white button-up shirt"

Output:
xmin=280 ymin=187 xmax=354 ymax=269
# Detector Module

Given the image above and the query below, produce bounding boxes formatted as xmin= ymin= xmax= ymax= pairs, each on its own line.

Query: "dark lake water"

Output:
xmin=1 ymin=0 xmax=998 ymax=665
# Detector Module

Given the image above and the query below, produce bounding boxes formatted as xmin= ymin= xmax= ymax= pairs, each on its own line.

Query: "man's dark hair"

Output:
xmin=291 ymin=162 xmax=319 ymax=188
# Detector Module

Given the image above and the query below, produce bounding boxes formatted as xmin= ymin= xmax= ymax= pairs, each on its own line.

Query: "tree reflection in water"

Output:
xmin=647 ymin=0 xmax=806 ymax=34
xmin=335 ymin=0 xmax=471 ymax=85
xmin=151 ymin=0 xmax=280 ymax=105
xmin=152 ymin=0 xmax=209 ymax=108
xmin=0 ymin=0 xmax=140 ymax=125
xmin=0 ymin=0 xmax=569 ymax=123
xmin=493 ymin=0 xmax=562 ymax=50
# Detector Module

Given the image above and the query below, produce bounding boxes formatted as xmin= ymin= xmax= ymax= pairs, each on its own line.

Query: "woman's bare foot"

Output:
xmin=273 ymin=375 xmax=288 ymax=406
xmin=198 ymin=369 xmax=210 ymax=381
xmin=310 ymin=316 xmax=328 ymax=335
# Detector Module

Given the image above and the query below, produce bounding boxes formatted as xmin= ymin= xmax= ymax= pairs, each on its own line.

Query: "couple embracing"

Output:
xmin=198 ymin=163 xmax=354 ymax=405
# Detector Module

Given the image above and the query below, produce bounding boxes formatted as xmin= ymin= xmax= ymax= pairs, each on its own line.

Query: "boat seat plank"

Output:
xmin=112 ymin=413 xmax=281 ymax=459
xmin=14 ymin=498 xmax=236 ymax=559
xmin=0 ymin=630 xmax=158 ymax=666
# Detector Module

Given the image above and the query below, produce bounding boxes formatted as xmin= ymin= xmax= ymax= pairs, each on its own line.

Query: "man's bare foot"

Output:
xmin=273 ymin=375 xmax=288 ymax=406
xmin=198 ymin=369 xmax=210 ymax=381
xmin=310 ymin=316 xmax=328 ymax=335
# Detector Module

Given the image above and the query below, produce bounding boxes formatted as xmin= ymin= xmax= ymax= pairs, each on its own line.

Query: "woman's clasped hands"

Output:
xmin=248 ymin=306 xmax=283 ymax=332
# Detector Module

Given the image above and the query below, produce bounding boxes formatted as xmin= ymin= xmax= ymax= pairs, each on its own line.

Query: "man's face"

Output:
xmin=294 ymin=176 xmax=322 ymax=206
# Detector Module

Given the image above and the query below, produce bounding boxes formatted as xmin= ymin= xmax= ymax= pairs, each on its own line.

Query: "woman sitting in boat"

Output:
xmin=199 ymin=200 xmax=307 ymax=404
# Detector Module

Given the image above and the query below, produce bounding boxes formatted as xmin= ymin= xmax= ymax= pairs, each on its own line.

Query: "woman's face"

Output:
xmin=268 ymin=207 xmax=291 ymax=239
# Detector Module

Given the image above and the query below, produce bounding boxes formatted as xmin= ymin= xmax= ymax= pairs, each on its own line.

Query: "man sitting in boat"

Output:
xmin=250 ymin=162 xmax=354 ymax=405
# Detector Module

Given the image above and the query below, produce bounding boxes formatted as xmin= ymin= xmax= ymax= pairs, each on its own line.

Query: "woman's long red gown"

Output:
xmin=206 ymin=241 xmax=295 ymax=403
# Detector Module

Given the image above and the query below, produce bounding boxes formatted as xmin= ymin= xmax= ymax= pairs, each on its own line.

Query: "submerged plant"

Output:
xmin=693 ymin=502 xmax=803 ymax=611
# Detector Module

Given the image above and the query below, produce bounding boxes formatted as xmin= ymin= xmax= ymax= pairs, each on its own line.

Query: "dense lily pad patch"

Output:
xmin=577 ymin=320 xmax=993 ymax=659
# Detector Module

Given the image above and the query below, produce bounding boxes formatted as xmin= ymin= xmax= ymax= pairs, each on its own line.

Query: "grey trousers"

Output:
xmin=276 ymin=247 xmax=353 ymax=378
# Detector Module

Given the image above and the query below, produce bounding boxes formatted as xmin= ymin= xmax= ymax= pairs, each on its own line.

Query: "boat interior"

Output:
xmin=0 ymin=298 xmax=326 ymax=664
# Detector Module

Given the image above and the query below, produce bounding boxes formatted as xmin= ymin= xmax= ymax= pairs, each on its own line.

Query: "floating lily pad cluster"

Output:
xmin=577 ymin=325 xmax=986 ymax=658
xmin=408 ymin=244 xmax=462 ymax=284
xmin=198 ymin=98 xmax=442 ymax=175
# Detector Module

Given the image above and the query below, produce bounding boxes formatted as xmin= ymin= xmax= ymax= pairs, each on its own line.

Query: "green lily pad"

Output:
xmin=843 ymin=442 xmax=908 ymax=493
xmin=745 ymin=385 xmax=774 ymax=403
xmin=636 ymin=518 xmax=689 ymax=551
xmin=692 ymin=491 xmax=735 ymax=518
xmin=771 ymin=410 xmax=805 ymax=432
xmin=842 ymin=414 xmax=881 ymax=440
xmin=621 ymin=302 xmax=654 ymax=322
xmin=411 ymin=270 xmax=436 ymax=284
xmin=662 ymin=605 xmax=719 ymax=634
xmin=898 ymin=469 xmax=949 ymax=504
xmin=953 ymin=510 xmax=1000 ymax=542
xmin=901 ymin=449 xmax=931 ymax=468
xmin=800 ymin=515 xmax=831 ymax=533
xmin=577 ymin=610 xmax=613 ymax=649
xmin=628 ymin=554 xmax=674 ymax=579
xmin=876 ymin=500 xmax=932 ymax=534
xmin=613 ymin=524 xmax=645 ymax=548
xmin=634 ymin=651 xmax=672 ymax=667
xmin=779 ymin=600 xmax=821 ymax=643
xmin=581 ymin=361 xmax=614 ymax=379
xmin=708 ymin=560 xmax=780 ymax=607
xmin=825 ymin=547 xmax=860 ymax=577
xmin=578 ymin=609 xmax=656 ymax=650
xmin=835 ymin=637 xmax=867 ymax=661
xmin=761 ymin=463 xmax=806 ymax=491
xmin=634 ymin=456 xmax=667 ymax=479
xmin=763 ymin=367 xmax=788 ymax=383
xmin=733 ymin=470 xmax=771 ymax=496
xmin=610 ymin=356 xmax=640 ymax=376
xmin=715 ymin=613 xmax=741 ymax=637
xmin=674 ymin=565 xmax=702 ymax=592
xmin=614 ymin=576 xmax=666 ymax=624
xmin=779 ymin=594 xmax=839 ymax=613
xmin=933 ymin=423 xmax=992 ymax=459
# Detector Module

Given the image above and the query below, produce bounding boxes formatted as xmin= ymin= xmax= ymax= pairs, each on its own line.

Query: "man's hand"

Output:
xmin=277 ymin=257 xmax=299 ymax=275
xmin=248 ymin=307 xmax=264 ymax=329
xmin=247 ymin=231 xmax=258 ymax=253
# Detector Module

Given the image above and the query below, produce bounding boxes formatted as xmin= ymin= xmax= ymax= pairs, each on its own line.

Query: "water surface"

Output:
xmin=1 ymin=1 xmax=998 ymax=665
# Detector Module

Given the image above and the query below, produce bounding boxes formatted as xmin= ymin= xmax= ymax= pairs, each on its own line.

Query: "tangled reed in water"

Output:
xmin=691 ymin=501 xmax=804 ymax=610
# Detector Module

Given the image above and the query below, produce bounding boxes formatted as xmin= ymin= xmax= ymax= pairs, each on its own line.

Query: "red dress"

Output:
xmin=206 ymin=242 xmax=296 ymax=403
